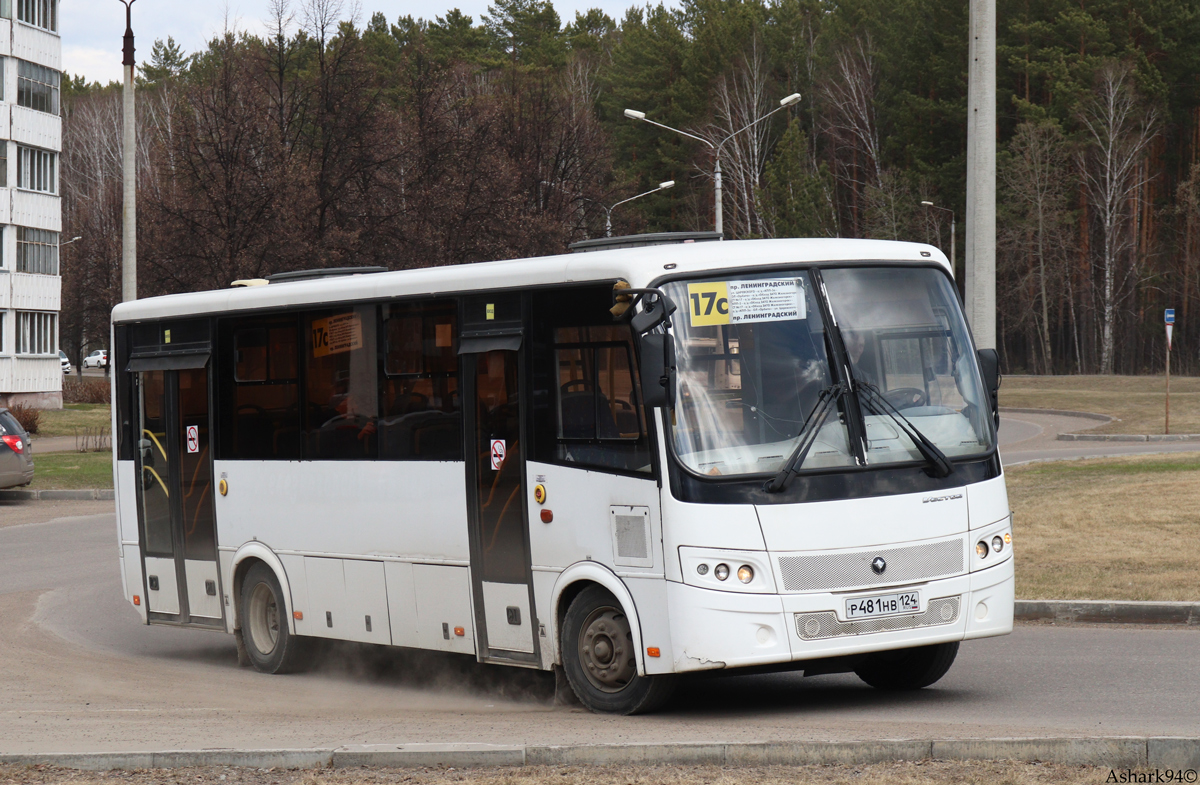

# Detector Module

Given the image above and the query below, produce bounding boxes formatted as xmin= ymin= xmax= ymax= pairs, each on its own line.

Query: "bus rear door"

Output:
xmin=132 ymin=355 xmax=223 ymax=628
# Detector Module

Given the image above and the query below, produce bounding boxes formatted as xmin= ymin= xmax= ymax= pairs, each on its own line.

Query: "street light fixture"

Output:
xmin=624 ymin=93 xmax=801 ymax=237
xmin=596 ymin=180 xmax=675 ymax=237
xmin=921 ymin=201 xmax=955 ymax=272
xmin=59 ymin=236 xmax=82 ymax=248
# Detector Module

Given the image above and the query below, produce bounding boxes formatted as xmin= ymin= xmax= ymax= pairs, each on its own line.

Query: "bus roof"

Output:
xmin=111 ymin=238 xmax=949 ymax=324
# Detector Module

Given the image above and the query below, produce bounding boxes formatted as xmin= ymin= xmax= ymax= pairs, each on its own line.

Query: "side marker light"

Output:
xmin=540 ymin=509 xmax=554 ymax=523
xmin=646 ymin=647 xmax=660 ymax=658
xmin=1004 ymin=532 xmax=1012 ymax=544
xmin=293 ymin=611 xmax=303 ymax=620
xmin=454 ymin=626 xmax=465 ymax=637
xmin=132 ymin=595 xmax=140 ymax=606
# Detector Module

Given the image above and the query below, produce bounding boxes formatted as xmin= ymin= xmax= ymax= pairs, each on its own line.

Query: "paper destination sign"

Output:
xmin=687 ymin=279 xmax=805 ymax=327
xmin=312 ymin=312 xmax=363 ymax=357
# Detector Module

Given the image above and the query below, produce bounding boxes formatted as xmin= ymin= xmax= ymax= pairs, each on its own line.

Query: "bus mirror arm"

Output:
xmin=639 ymin=333 xmax=677 ymax=409
xmin=975 ymin=348 xmax=1001 ymax=428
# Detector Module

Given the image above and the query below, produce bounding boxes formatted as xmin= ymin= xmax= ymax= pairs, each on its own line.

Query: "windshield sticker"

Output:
xmin=687 ymin=279 xmax=805 ymax=327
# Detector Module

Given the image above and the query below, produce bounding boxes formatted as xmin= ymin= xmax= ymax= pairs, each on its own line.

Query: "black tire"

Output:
xmin=561 ymin=585 xmax=676 ymax=715
xmin=853 ymin=641 xmax=959 ymax=690
xmin=239 ymin=562 xmax=310 ymax=674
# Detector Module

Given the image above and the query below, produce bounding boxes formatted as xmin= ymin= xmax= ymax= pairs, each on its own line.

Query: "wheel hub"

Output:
xmin=579 ymin=607 xmax=635 ymax=693
xmin=247 ymin=582 xmax=280 ymax=656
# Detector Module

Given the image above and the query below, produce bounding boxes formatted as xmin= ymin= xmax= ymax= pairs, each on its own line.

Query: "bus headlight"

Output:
xmin=737 ymin=565 xmax=754 ymax=583
xmin=991 ymin=535 xmax=1004 ymax=553
xmin=975 ymin=541 xmax=989 ymax=559
xmin=714 ymin=563 xmax=730 ymax=581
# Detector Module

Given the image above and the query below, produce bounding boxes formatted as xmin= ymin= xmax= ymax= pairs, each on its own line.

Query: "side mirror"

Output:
xmin=630 ymin=293 xmax=678 ymax=334
xmin=976 ymin=348 xmax=1001 ymax=429
xmin=640 ymin=333 xmax=676 ymax=409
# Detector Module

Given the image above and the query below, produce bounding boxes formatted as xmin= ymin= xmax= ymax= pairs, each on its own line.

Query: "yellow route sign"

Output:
xmin=687 ymin=281 xmax=730 ymax=326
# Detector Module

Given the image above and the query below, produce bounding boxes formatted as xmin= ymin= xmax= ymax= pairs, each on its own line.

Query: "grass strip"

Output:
xmin=1008 ymin=451 xmax=1200 ymax=601
xmin=27 ymin=450 xmax=113 ymax=490
xmin=33 ymin=403 xmax=112 ymax=438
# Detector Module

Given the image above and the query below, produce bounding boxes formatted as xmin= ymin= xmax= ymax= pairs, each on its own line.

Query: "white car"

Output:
xmin=59 ymin=350 xmax=72 ymax=375
xmin=83 ymin=350 xmax=108 ymax=369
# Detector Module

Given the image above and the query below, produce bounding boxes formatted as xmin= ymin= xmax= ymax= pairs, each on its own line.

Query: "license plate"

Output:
xmin=845 ymin=591 xmax=921 ymax=620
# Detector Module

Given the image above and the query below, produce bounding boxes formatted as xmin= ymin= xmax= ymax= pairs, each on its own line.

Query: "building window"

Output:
xmin=16 ymin=311 xmax=56 ymax=355
xmin=0 ymin=2 xmax=10 ymax=21
xmin=0 ymin=144 xmax=7 ymax=188
xmin=15 ymin=0 xmax=55 ymax=32
xmin=16 ymin=146 xmax=55 ymax=194
xmin=17 ymin=227 xmax=58 ymax=274
xmin=17 ymin=60 xmax=59 ymax=115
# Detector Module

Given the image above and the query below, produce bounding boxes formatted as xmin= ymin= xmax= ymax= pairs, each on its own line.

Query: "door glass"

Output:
xmin=139 ymin=370 xmax=172 ymax=556
xmin=474 ymin=351 xmax=525 ymax=584
xmin=178 ymin=367 xmax=216 ymax=560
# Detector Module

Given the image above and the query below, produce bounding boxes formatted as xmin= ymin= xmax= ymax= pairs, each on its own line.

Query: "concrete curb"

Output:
xmin=1057 ymin=432 xmax=1200 ymax=442
xmin=1016 ymin=599 xmax=1200 ymax=625
xmin=0 ymin=489 xmax=114 ymax=501
xmin=3 ymin=737 xmax=1197 ymax=771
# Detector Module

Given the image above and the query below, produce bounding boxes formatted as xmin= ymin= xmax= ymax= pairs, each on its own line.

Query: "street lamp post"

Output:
xmin=596 ymin=181 xmax=675 ymax=237
xmin=920 ymin=201 xmax=955 ymax=272
xmin=118 ymin=0 xmax=137 ymax=303
xmin=624 ymin=93 xmax=801 ymax=237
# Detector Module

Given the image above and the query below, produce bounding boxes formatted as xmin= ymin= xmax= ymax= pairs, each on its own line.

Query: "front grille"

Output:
xmin=777 ymin=538 xmax=963 ymax=592
xmin=795 ymin=596 xmax=961 ymax=640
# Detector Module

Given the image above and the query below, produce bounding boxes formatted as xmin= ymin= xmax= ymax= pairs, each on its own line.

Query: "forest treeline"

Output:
xmin=61 ymin=0 xmax=1200 ymax=374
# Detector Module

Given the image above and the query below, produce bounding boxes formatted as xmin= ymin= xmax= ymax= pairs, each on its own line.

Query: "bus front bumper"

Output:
xmin=662 ymin=558 xmax=1013 ymax=674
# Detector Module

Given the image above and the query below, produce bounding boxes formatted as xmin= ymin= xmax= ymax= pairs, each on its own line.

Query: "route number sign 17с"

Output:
xmin=686 ymin=279 xmax=806 ymax=327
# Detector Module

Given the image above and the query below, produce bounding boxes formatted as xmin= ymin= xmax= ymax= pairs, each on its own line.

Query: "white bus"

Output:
xmin=111 ymin=237 xmax=1012 ymax=715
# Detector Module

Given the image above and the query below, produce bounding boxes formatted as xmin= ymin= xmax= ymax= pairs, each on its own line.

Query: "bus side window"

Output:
xmin=222 ymin=320 xmax=301 ymax=460
xmin=303 ymin=306 xmax=379 ymax=460
xmin=542 ymin=325 xmax=651 ymax=474
xmin=379 ymin=300 xmax=462 ymax=461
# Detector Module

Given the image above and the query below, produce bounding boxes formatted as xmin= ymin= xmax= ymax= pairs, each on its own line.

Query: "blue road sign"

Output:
xmin=1166 ymin=309 xmax=1175 ymax=324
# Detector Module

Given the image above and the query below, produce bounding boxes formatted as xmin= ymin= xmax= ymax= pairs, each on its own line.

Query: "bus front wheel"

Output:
xmin=239 ymin=562 xmax=310 ymax=674
xmin=853 ymin=641 xmax=959 ymax=690
xmin=561 ymin=585 xmax=675 ymax=715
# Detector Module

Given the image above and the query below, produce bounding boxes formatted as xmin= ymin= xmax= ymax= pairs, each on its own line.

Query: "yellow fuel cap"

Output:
xmin=533 ymin=484 xmax=546 ymax=504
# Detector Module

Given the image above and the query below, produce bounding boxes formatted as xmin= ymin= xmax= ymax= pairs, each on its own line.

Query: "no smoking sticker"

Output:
xmin=490 ymin=439 xmax=506 ymax=471
xmin=186 ymin=425 xmax=199 ymax=454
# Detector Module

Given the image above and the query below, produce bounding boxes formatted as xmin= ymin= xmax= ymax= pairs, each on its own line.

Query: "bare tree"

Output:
xmin=1077 ymin=62 xmax=1158 ymax=374
xmin=819 ymin=34 xmax=881 ymax=236
xmin=1001 ymin=120 xmax=1071 ymax=372
xmin=700 ymin=35 xmax=776 ymax=238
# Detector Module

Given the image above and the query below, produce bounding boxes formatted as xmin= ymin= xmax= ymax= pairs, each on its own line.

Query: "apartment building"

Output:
xmin=0 ymin=0 xmax=61 ymax=408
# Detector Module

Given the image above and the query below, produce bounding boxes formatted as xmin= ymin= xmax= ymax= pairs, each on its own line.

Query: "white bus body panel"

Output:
xmin=525 ymin=461 xmax=664 ymax=672
xmin=967 ymin=472 xmax=1010 ymax=529
xmin=755 ymin=487 xmax=969 ymax=552
xmin=213 ymin=460 xmax=469 ymax=561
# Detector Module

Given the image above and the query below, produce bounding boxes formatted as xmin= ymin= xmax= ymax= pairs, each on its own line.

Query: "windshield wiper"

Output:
xmin=856 ymin=382 xmax=954 ymax=478
xmin=765 ymin=383 xmax=848 ymax=493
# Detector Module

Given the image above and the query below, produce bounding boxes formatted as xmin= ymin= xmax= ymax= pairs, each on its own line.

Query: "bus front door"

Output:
xmin=136 ymin=366 xmax=223 ymax=627
xmin=464 ymin=348 xmax=539 ymax=664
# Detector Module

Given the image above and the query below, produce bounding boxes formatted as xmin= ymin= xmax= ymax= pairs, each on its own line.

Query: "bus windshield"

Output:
xmin=664 ymin=265 xmax=994 ymax=478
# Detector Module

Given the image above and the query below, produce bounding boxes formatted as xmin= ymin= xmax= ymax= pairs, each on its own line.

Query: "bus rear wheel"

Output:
xmin=561 ymin=585 xmax=675 ymax=715
xmin=853 ymin=641 xmax=959 ymax=690
xmin=239 ymin=562 xmax=310 ymax=674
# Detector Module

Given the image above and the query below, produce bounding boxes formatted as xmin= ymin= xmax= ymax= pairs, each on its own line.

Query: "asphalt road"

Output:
xmin=0 ymin=504 xmax=1196 ymax=754
xmin=998 ymin=410 xmax=1200 ymax=464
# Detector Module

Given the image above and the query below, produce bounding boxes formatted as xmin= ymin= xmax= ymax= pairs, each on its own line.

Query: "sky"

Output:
xmin=62 ymin=0 xmax=662 ymax=85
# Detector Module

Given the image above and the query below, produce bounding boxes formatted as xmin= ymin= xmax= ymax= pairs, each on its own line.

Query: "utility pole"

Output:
xmin=965 ymin=0 xmax=996 ymax=349
xmin=120 ymin=0 xmax=137 ymax=303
